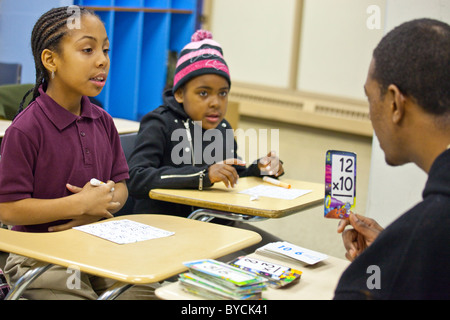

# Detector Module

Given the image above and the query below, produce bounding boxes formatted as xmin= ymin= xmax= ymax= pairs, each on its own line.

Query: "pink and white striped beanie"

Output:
xmin=172 ymin=30 xmax=231 ymax=93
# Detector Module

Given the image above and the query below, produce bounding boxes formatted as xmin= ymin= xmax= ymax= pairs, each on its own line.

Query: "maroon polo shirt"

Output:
xmin=0 ymin=87 xmax=129 ymax=232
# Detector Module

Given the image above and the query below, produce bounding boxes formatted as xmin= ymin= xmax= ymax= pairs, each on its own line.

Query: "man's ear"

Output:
xmin=41 ymin=48 xmax=58 ymax=75
xmin=174 ymin=87 xmax=184 ymax=104
xmin=387 ymin=84 xmax=406 ymax=124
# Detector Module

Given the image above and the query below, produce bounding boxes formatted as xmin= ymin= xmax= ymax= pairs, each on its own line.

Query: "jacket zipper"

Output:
xmin=183 ymin=119 xmax=195 ymax=166
xmin=160 ymin=119 xmax=206 ymax=190
xmin=160 ymin=171 xmax=205 ymax=180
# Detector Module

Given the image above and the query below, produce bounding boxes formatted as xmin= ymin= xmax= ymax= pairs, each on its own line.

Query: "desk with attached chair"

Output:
xmin=150 ymin=177 xmax=324 ymax=222
xmin=0 ymin=214 xmax=261 ymax=300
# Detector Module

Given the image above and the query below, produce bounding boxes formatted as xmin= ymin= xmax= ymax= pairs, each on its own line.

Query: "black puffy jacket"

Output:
xmin=128 ymin=90 xmax=260 ymax=216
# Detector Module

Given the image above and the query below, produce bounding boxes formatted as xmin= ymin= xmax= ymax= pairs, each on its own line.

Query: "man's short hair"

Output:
xmin=372 ymin=18 xmax=450 ymax=115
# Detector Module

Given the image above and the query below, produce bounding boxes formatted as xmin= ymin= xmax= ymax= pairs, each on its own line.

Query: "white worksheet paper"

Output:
xmin=239 ymin=185 xmax=312 ymax=200
xmin=74 ymin=219 xmax=175 ymax=244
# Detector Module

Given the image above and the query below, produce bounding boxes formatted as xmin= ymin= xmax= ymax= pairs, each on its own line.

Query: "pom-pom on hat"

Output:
xmin=172 ymin=30 xmax=231 ymax=94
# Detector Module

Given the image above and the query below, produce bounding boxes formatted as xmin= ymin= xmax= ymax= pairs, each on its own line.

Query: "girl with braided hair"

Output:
xmin=0 ymin=6 xmax=156 ymax=299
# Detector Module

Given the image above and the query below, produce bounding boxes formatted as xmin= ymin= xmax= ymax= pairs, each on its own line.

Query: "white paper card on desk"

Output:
xmin=74 ymin=219 xmax=175 ymax=244
xmin=239 ymin=185 xmax=312 ymax=200
xmin=256 ymin=241 xmax=328 ymax=265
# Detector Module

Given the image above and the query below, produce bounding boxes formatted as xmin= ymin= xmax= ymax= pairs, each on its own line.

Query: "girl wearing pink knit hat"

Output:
xmin=127 ymin=30 xmax=284 ymax=223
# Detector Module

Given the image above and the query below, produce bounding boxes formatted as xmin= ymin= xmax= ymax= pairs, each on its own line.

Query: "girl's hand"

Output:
xmin=258 ymin=151 xmax=284 ymax=177
xmin=208 ymin=158 xmax=246 ymax=188
xmin=49 ymin=181 xmax=119 ymax=232
xmin=68 ymin=180 xmax=120 ymax=216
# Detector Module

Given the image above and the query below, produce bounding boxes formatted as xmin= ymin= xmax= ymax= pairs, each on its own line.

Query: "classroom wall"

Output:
xmin=366 ymin=0 xmax=450 ymax=227
xmin=209 ymin=0 xmax=297 ymax=89
xmin=0 ymin=0 xmax=73 ymax=84
xmin=297 ymin=0 xmax=386 ymax=100
xmin=209 ymin=0 xmax=386 ymax=101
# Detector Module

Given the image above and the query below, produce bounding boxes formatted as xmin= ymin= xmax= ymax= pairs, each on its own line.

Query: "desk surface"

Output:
xmin=0 ymin=215 xmax=261 ymax=284
xmin=150 ymin=177 xmax=324 ymax=218
xmin=0 ymin=119 xmax=10 ymax=137
xmin=0 ymin=118 xmax=139 ymax=138
xmin=156 ymin=252 xmax=349 ymax=300
xmin=112 ymin=117 xmax=140 ymax=134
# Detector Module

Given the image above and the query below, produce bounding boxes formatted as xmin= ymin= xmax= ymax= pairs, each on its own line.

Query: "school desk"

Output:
xmin=0 ymin=119 xmax=11 ymax=138
xmin=155 ymin=252 xmax=350 ymax=300
xmin=149 ymin=177 xmax=324 ymax=221
xmin=0 ymin=118 xmax=138 ymax=140
xmin=0 ymin=214 xmax=262 ymax=300
xmin=112 ymin=117 xmax=140 ymax=135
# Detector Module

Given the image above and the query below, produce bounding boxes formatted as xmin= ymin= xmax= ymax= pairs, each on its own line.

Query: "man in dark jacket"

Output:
xmin=334 ymin=19 xmax=450 ymax=299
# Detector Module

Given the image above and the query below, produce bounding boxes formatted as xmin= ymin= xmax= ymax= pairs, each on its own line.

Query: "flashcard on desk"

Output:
xmin=229 ymin=256 xmax=302 ymax=288
xmin=324 ymin=150 xmax=357 ymax=219
xmin=74 ymin=219 xmax=175 ymax=244
xmin=239 ymin=185 xmax=311 ymax=200
xmin=256 ymin=241 xmax=328 ymax=265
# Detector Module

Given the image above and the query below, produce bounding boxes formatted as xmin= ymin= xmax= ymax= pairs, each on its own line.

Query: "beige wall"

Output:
xmin=208 ymin=0 xmax=297 ymax=88
xmin=297 ymin=0 xmax=385 ymax=100
xmin=208 ymin=0 xmax=386 ymax=100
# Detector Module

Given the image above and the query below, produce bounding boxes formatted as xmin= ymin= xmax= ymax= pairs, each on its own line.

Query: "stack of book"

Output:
xmin=179 ymin=259 xmax=267 ymax=300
